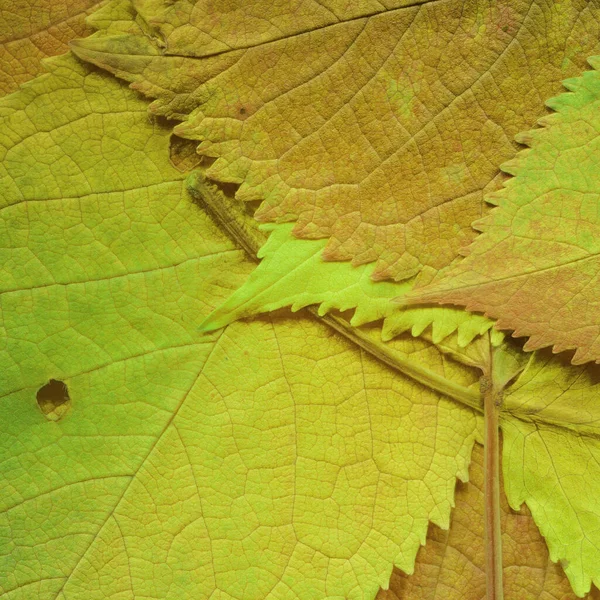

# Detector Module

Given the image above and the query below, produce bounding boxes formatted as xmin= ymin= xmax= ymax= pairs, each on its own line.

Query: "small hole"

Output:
xmin=37 ymin=379 xmax=71 ymax=421
xmin=239 ymin=107 xmax=246 ymax=115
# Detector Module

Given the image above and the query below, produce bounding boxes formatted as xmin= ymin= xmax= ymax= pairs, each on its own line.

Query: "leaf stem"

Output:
xmin=189 ymin=173 xmax=483 ymax=412
xmin=482 ymin=374 xmax=504 ymax=600
xmin=319 ymin=311 xmax=482 ymax=410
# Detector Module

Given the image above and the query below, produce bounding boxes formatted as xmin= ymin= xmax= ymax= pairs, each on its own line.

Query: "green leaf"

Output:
xmin=384 ymin=442 xmax=587 ymax=600
xmin=407 ymin=57 xmax=600 ymax=365
xmin=5 ymin=3 xmax=600 ymax=599
xmin=501 ymin=350 xmax=600 ymax=595
xmin=0 ymin=53 xmax=489 ymax=600
xmin=193 ymin=179 xmax=498 ymax=349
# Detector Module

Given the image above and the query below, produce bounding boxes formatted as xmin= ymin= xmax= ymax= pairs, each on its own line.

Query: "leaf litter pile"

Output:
xmin=3 ymin=1 xmax=600 ymax=599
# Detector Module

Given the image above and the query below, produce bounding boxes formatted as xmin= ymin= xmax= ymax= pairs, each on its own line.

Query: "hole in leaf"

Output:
xmin=36 ymin=379 xmax=71 ymax=421
xmin=169 ymin=134 xmax=203 ymax=172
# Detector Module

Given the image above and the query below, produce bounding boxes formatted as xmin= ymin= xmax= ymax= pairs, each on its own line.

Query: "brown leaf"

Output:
xmin=405 ymin=59 xmax=600 ymax=365
xmin=72 ymin=0 xmax=600 ymax=281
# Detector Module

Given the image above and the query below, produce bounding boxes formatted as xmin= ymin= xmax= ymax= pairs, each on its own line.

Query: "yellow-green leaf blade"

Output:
xmin=54 ymin=318 xmax=483 ymax=600
xmin=200 ymin=220 xmax=497 ymax=349
xmin=0 ymin=53 xmax=247 ymax=598
xmin=501 ymin=350 xmax=600 ymax=596
xmin=0 ymin=52 xmax=484 ymax=600
xmin=502 ymin=418 xmax=600 ymax=597
xmin=382 ymin=442 xmax=599 ymax=600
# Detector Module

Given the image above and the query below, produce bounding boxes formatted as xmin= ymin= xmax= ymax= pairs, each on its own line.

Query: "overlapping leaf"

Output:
xmin=71 ymin=0 xmax=600 ymax=283
xmin=187 ymin=157 xmax=600 ymax=597
xmin=407 ymin=57 xmax=600 ymax=365
xmin=185 ymin=166 xmax=600 ymax=596
xmin=193 ymin=177 xmax=498 ymax=348
xmin=380 ymin=444 xmax=600 ymax=600
xmin=501 ymin=349 xmax=600 ymax=595
xmin=3 ymin=2 xmax=600 ymax=599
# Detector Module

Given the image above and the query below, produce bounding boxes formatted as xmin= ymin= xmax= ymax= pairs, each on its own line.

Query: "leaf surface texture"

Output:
xmin=380 ymin=443 xmax=600 ymax=600
xmin=0 ymin=0 xmax=104 ymax=94
xmin=71 ymin=0 xmax=600 ymax=281
xmin=0 ymin=53 xmax=488 ymax=600
xmin=3 ymin=1 xmax=600 ymax=598
xmin=408 ymin=58 xmax=600 ymax=365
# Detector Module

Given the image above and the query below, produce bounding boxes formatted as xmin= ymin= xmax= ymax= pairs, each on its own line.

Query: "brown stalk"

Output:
xmin=482 ymin=370 xmax=504 ymax=600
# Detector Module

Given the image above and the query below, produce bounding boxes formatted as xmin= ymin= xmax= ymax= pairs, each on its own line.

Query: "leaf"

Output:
xmin=406 ymin=57 xmax=600 ymax=365
xmin=126 ymin=0 xmax=439 ymax=57
xmin=6 ymin=4 xmax=600 ymax=599
xmin=0 ymin=0 xmax=104 ymax=95
xmin=193 ymin=175 xmax=499 ymax=348
xmin=177 ymin=158 xmax=600 ymax=598
xmin=379 ymin=443 xmax=600 ymax=600
xmin=71 ymin=0 xmax=600 ymax=282
xmin=0 ymin=53 xmax=491 ymax=599
xmin=495 ymin=349 xmax=600 ymax=596
xmin=85 ymin=0 xmax=141 ymax=35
